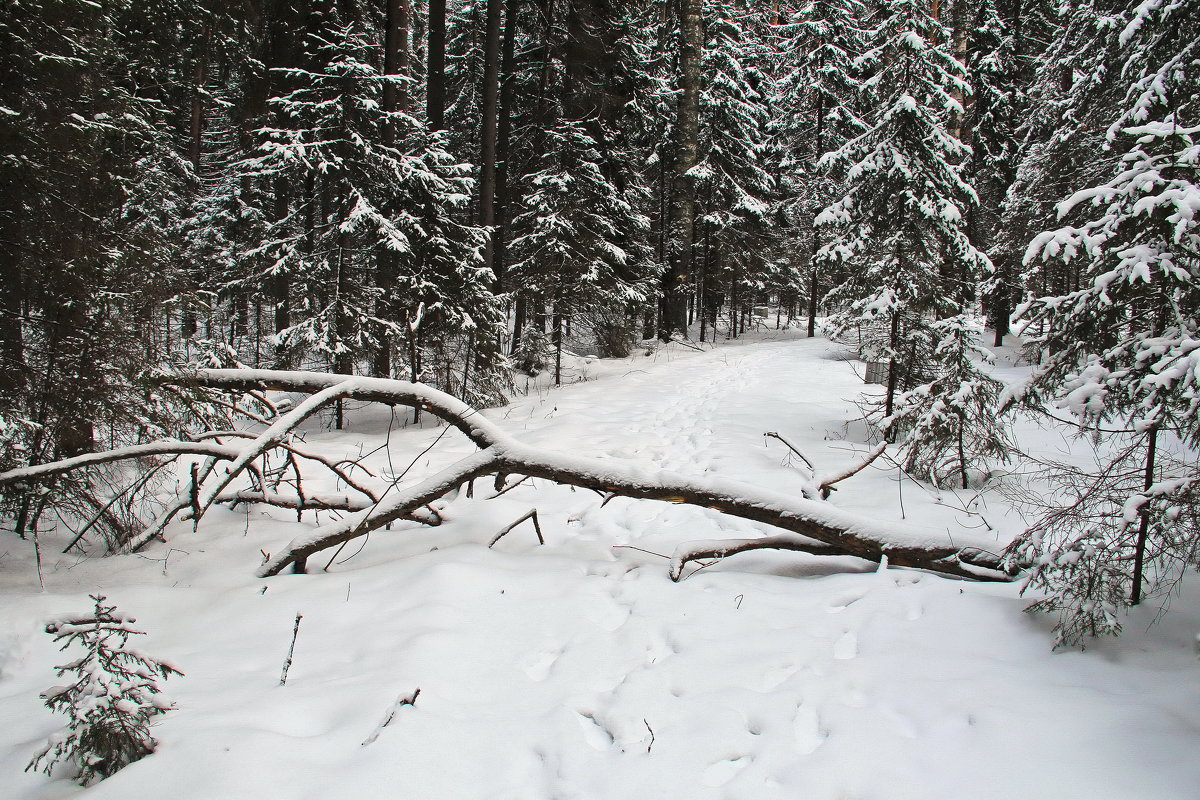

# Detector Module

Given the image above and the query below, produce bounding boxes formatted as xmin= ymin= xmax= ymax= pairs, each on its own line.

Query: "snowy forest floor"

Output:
xmin=2 ymin=328 xmax=1199 ymax=799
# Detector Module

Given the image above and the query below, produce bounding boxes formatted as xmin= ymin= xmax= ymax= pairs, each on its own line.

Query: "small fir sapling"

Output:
xmin=27 ymin=595 xmax=182 ymax=785
xmin=885 ymin=315 xmax=1014 ymax=489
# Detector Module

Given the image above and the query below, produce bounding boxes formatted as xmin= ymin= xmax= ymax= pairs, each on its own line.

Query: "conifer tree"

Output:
xmin=28 ymin=596 xmax=181 ymax=785
xmin=886 ymin=315 xmax=1013 ymax=488
xmin=1006 ymin=0 xmax=1200 ymax=644
xmin=509 ymin=121 xmax=651 ymax=381
xmin=695 ymin=7 xmax=782 ymax=339
xmin=773 ymin=0 xmax=868 ymax=336
xmin=816 ymin=0 xmax=989 ymax=420
xmin=237 ymin=17 xmax=500 ymax=400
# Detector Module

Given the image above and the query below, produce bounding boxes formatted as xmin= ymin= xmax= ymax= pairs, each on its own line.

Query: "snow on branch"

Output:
xmin=1 ymin=369 xmax=1013 ymax=582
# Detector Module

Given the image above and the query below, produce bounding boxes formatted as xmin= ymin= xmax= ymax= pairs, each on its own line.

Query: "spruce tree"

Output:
xmin=237 ymin=17 xmax=500 ymax=399
xmin=816 ymin=0 xmax=989 ymax=420
xmin=28 ymin=596 xmax=181 ymax=785
xmin=695 ymin=7 xmax=782 ymax=339
xmin=1006 ymin=0 xmax=1200 ymax=645
xmin=509 ymin=121 xmax=651 ymax=381
xmin=773 ymin=0 xmax=868 ymax=336
xmin=886 ymin=315 xmax=1013 ymax=488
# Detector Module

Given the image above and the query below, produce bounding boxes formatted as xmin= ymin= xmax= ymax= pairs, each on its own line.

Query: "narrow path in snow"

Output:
xmin=499 ymin=333 xmax=871 ymax=498
xmin=4 ymin=331 xmax=1200 ymax=800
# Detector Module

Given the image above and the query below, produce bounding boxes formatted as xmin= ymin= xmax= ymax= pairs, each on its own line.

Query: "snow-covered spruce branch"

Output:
xmin=171 ymin=370 xmax=1009 ymax=581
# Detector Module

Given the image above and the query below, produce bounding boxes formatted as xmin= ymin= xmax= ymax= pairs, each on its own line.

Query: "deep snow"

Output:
xmin=2 ymin=330 xmax=1199 ymax=799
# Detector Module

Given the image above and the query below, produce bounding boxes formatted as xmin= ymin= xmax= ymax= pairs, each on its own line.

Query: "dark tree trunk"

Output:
xmin=552 ymin=305 xmax=563 ymax=385
xmin=479 ymin=0 xmax=502 ymax=276
xmin=0 ymin=253 xmax=24 ymax=404
xmin=511 ymin=294 xmax=527 ymax=355
xmin=1130 ymin=426 xmax=1158 ymax=606
xmin=374 ymin=0 xmax=410 ymax=378
xmin=808 ymin=80 xmax=826 ymax=339
xmin=426 ymin=0 xmax=446 ymax=129
xmin=493 ymin=0 xmax=517 ymax=297
xmin=188 ymin=23 xmax=213 ymax=172
xmin=659 ymin=0 xmax=701 ymax=340
xmin=884 ymin=310 xmax=901 ymax=420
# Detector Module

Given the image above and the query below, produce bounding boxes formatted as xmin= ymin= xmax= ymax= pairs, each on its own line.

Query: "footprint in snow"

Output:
xmin=586 ymin=599 xmax=630 ymax=632
xmin=827 ymin=591 xmax=867 ymax=613
xmin=833 ymin=631 xmax=858 ymax=660
xmin=793 ymin=705 xmax=825 ymax=755
xmin=880 ymin=704 xmax=919 ymax=739
xmin=760 ymin=663 xmax=796 ymax=691
xmin=702 ymin=756 xmax=751 ymax=787
xmin=522 ymin=645 xmax=560 ymax=682
xmin=575 ymin=711 xmax=616 ymax=751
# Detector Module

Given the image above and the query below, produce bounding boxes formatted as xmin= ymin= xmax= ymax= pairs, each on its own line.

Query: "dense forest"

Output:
xmin=1 ymin=2 xmax=1200 ymax=793
xmin=1 ymin=0 xmax=1198 ymax=647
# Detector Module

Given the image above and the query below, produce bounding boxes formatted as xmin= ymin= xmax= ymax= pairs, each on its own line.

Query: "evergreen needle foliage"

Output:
xmin=28 ymin=595 xmax=182 ymax=785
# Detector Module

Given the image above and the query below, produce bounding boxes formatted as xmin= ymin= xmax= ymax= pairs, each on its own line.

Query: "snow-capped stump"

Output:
xmin=27 ymin=595 xmax=181 ymax=786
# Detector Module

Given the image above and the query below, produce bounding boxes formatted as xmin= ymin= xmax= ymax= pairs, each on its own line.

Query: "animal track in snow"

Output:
xmin=827 ymin=591 xmax=867 ymax=613
xmin=522 ymin=645 xmax=561 ymax=682
xmin=833 ymin=631 xmax=858 ymax=660
xmin=793 ymin=705 xmax=825 ymax=755
xmin=761 ymin=663 xmax=796 ymax=691
xmin=702 ymin=756 xmax=752 ymax=787
xmin=575 ymin=711 xmax=616 ymax=751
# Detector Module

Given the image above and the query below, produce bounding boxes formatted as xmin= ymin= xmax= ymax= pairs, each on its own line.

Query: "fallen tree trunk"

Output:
xmin=0 ymin=368 xmax=1014 ymax=582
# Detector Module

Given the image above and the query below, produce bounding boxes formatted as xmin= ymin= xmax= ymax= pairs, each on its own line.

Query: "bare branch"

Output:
xmin=817 ymin=442 xmax=888 ymax=495
xmin=764 ymin=431 xmax=816 ymax=474
xmin=489 ymin=509 xmax=544 ymax=547
xmin=0 ymin=441 xmax=236 ymax=487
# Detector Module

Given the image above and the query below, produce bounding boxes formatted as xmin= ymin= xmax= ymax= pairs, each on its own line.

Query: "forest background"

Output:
xmin=0 ymin=0 xmax=1198 ymax=646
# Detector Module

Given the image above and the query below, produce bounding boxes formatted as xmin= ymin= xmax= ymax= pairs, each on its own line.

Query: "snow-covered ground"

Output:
xmin=2 ymin=329 xmax=1199 ymax=799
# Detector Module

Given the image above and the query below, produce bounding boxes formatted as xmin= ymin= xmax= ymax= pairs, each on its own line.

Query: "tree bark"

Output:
xmin=426 ymin=0 xmax=446 ymax=129
xmin=493 ymin=0 xmax=518 ymax=297
xmin=659 ymin=0 xmax=702 ymax=340
xmin=374 ymin=0 xmax=411 ymax=378
xmin=479 ymin=0 xmax=502 ymax=277
xmin=1130 ymin=426 xmax=1158 ymax=605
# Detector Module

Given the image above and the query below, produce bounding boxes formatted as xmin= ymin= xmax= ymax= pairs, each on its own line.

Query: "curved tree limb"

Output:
xmin=5 ymin=368 xmax=1014 ymax=582
xmin=0 ymin=441 xmax=238 ymax=487
xmin=669 ymin=535 xmax=852 ymax=580
xmin=818 ymin=442 xmax=888 ymax=494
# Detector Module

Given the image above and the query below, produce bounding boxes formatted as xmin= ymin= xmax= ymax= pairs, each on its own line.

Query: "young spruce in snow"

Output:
xmin=28 ymin=595 xmax=181 ymax=785
xmin=1006 ymin=0 xmax=1200 ymax=645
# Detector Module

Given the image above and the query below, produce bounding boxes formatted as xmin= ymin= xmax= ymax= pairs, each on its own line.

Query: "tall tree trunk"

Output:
xmin=884 ymin=310 xmax=901 ymax=421
xmin=426 ymin=0 xmax=447 ymax=129
xmin=949 ymin=0 xmax=970 ymax=141
xmin=659 ymin=0 xmax=701 ymax=340
xmin=552 ymin=302 xmax=563 ymax=385
xmin=0 ymin=253 xmax=24 ymax=405
xmin=271 ymin=176 xmax=293 ymax=368
xmin=479 ymin=0 xmax=502 ymax=276
xmin=188 ymin=23 xmax=213 ymax=172
xmin=807 ymin=88 xmax=826 ymax=338
xmin=493 ymin=0 xmax=518 ymax=300
xmin=374 ymin=0 xmax=411 ymax=378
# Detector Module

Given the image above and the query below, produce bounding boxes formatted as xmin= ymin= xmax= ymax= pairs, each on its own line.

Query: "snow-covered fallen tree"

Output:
xmin=0 ymin=369 xmax=1013 ymax=582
